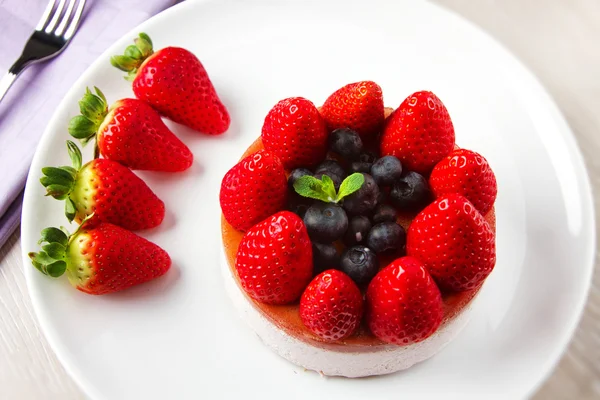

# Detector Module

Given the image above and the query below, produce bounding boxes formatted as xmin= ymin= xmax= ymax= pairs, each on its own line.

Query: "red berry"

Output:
xmin=40 ymin=142 xmax=165 ymax=231
xmin=29 ymin=222 xmax=171 ymax=295
xmin=300 ymin=269 xmax=363 ymax=341
xmin=366 ymin=257 xmax=443 ymax=345
xmin=112 ymin=34 xmax=230 ymax=135
xmin=406 ymin=194 xmax=496 ymax=291
xmin=235 ymin=211 xmax=313 ymax=304
xmin=220 ymin=150 xmax=288 ymax=232
xmin=320 ymin=81 xmax=385 ymax=142
xmin=429 ymin=149 xmax=497 ymax=215
xmin=262 ymin=97 xmax=328 ymax=169
xmin=98 ymin=98 xmax=193 ymax=172
xmin=380 ymin=91 xmax=455 ymax=174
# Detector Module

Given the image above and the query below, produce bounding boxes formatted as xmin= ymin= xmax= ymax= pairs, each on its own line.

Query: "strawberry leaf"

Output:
xmin=46 ymin=261 xmax=67 ymax=277
xmin=66 ymin=141 xmax=82 ymax=170
xmin=68 ymin=115 xmax=97 ymax=140
xmin=336 ymin=173 xmax=365 ymax=202
xmin=42 ymin=243 xmax=66 ymax=260
xmin=65 ymin=198 xmax=76 ymax=223
xmin=39 ymin=227 xmax=68 ymax=247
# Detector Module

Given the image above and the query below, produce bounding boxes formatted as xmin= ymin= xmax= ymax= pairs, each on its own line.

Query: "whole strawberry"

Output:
xmin=429 ymin=148 xmax=497 ymax=215
xmin=29 ymin=222 xmax=171 ymax=295
xmin=111 ymin=33 xmax=229 ymax=135
xmin=40 ymin=141 xmax=164 ymax=230
xmin=300 ymin=269 xmax=363 ymax=341
xmin=407 ymin=194 xmax=496 ymax=291
xmin=380 ymin=91 xmax=455 ymax=174
xmin=320 ymin=81 xmax=385 ymax=142
xmin=366 ymin=257 xmax=443 ymax=345
xmin=68 ymin=88 xmax=193 ymax=172
xmin=220 ymin=150 xmax=288 ymax=231
xmin=235 ymin=211 xmax=313 ymax=304
xmin=261 ymin=97 xmax=328 ymax=169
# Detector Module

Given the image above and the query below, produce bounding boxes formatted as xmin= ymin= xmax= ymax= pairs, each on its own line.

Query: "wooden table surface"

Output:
xmin=1 ymin=0 xmax=599 ymax=398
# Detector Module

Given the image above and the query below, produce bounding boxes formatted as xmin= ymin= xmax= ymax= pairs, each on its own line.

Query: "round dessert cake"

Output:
xmin=219 ymin=82 xmax=498 ymax=378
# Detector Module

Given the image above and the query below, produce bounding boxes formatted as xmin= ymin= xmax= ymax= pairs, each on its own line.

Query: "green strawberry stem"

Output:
xmin=28 ymin=214 xmax=94 ymax=278
xmin=294 ymin=173 xmax=364 ymax=204
xmin=40 ymin=141 xmax=84 ymax=222
xmin=68 ymin=86 xmax=108 ymax=155
xmin=110 ymin=33 xmax=154 ymax=81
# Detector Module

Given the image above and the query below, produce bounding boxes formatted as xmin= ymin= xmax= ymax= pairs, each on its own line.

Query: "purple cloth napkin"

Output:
xmin=0 ymin=0 xmax=177 ymax=248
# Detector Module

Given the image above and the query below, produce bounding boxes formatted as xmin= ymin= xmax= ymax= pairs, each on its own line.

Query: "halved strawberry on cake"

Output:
xmin=220 ymin=82 xmax=497 ymax=377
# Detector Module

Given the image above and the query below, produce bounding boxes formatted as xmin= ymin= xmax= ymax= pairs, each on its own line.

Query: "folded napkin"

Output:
xmin=0 ymin=0 xmax=178 ymax=248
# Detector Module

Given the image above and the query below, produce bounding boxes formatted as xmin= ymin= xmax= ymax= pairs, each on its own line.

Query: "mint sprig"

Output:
xmin=294 ymin=173 xmax=365 ymax=204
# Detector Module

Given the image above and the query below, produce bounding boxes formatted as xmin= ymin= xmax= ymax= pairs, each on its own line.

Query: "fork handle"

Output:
xmin=0 ymin=72 xmax=18 ymax=103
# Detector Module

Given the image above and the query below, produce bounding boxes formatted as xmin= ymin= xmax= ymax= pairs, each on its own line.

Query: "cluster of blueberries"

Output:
xmin=287 ymin=128 xmax=431 ymax=286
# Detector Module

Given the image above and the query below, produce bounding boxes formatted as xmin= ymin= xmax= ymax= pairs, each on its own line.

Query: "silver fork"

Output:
xmin=0 ymin=0 xmax=86 ymax=103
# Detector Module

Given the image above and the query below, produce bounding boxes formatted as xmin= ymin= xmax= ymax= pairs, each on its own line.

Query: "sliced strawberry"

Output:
xmin=380 ymin=91 xmax=455 ymax=174
xmin=429 ymin=148 xmax=497 ymax=215
xmin=261 ymin=97 xmax=328 ymax=169
xmin=235 ymin=211 xmax=313 ymax=304
xmin=406 ymin=194 xmax=496 ymax=291
xmin=300 ymin=269 xmax=363 ymax=341
xmin=366 ymin=257 xmax=443 ymax=345
xmin=220 ymin=150 xmax=288 ymax=231
xmin=320 ymin=81 xmax=385 ymax=142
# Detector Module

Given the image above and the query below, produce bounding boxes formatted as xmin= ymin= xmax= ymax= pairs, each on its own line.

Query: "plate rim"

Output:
xmin=19 ymin=0 xmax=596 ymax=399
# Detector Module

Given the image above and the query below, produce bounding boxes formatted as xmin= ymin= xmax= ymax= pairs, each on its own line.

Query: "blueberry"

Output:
xmin=372 ymin=204 xmax=398 ymax=224
xmin=342 ymin=173 xmax=380 ymax=215
xmin=370 ymin=156 xmax=403 ymax=186
xmin=349 ymin=152 xmax=377 ymax=175
xmin=340 ymin=246 xmax=379 ymax=285
xmin=314 ymin=160 xmax=346 ymax=189
xmin=343 ymin=215 xmax=372 ymax=246
xmin=287 ymin=194 xmax=313 ymax=219
xmin=349 ymin=161 xmax=372 ymax=174
xmin=390 ymin=171 xmax=430 ymax=210
xmin=288 ymin=168 xmax=312 ymax=191
xmin=303 ymin=203 xmax=348 ymax=243
xmin=359 ymin=152 xmax=377 ymax=163
xmin=329 ymin=128 xmax=363 ymax=161
xmin=312 ymin=243 xmax=340 ymax=275
xmin=367 ymin=222 xmax=406 ymax=254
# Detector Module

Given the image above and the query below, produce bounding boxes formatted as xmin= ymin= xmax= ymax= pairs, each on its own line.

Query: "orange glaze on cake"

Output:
xmin=222 ymin=136 xmax=496 ymax=351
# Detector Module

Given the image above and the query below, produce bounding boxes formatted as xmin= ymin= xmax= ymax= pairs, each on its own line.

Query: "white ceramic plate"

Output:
xmin=21 ymin=0 xmax=595 ymax=399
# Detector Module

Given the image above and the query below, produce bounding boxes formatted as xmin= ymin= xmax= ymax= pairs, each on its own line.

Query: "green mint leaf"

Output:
xmin=39 ymin=227 xmax=68 ymax=246
xmin=336 ymin=173 xmax=365 ymax=202
xmin=319 ymin=175 xmax=337 ymax=202
xmin=46 ymin=260 xmax=67 ymax=278
xmin=66 ymin=141 xmax=82 ymax=170
xmin=293 ymin=175 xmax=331 ymax=203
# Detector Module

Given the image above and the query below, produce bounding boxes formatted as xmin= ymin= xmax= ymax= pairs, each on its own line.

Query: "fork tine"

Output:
xmin=63 ymin=0 xmax=86 ymax=40
xmin=54 ymin=0 xmax=77 ymax=37
xmin=44 ymin=0 xmax=66 ymax=34
xmin=35 ymin=0 xmax=57 ymax=31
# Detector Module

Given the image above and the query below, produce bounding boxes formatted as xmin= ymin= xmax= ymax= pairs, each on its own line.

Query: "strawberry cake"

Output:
xmin=219 ymin=82 xmax=497 ymax=377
